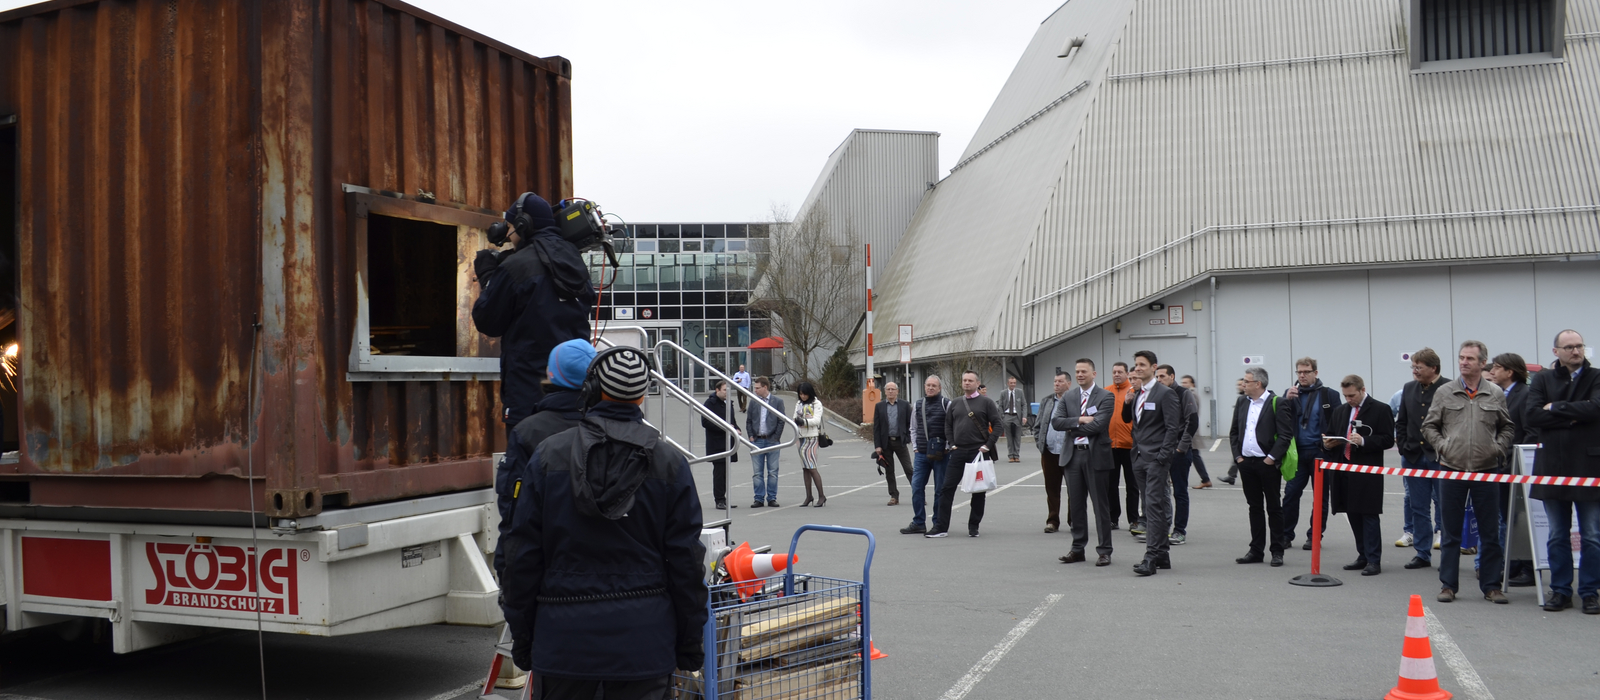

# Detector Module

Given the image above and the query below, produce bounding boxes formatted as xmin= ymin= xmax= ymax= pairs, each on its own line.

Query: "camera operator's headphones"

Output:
xmin=509 ymin=192 xmax=540 ymax=237
xmin=580 ymin=345 xmax=658 ymax=410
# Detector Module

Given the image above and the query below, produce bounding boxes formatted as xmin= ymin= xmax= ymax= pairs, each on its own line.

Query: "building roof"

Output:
xmin=793 ymin=128 xmax=940 ymax=279
xmin=859 ymin=0 xmax=1600 ymax=364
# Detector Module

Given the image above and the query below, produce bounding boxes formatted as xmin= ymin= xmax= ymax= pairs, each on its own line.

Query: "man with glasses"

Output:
xmin=1282 ymin=358 xmax=1341 ymax=551
xmin=1525 ymin=330 xmax=1600 ymax=614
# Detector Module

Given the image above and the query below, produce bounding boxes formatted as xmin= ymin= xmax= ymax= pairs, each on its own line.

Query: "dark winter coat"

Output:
xmin=501 ymin=402 xmax=708 ymax=679
xmin=1396 ymin=376 xmax=1451 ymax=462
xmin=1525 ymin=359 xmax=1600 ymax=502
xmin=471 ymin=230 xmax=597 ymax=426
xmin=1326 ymin=394 xmax=1394 ymax=515
xmin=495 ymin=389 xmax=585 ymax=578
xmin=702 ymin=393 xmax=738 ymax=456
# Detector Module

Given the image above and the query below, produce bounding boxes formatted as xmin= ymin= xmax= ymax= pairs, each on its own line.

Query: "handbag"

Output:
xmin=1272 ymin=396 xmax=1299 ymax=481
xmin=959 ymin=453 xmax=998 ymax=493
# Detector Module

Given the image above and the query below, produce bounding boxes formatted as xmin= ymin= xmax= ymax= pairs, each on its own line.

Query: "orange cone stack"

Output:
xmin=724 ymin=542 xmax=795 ymax=599
xmin=1384 ymin=595 xmax=1453 ymax=700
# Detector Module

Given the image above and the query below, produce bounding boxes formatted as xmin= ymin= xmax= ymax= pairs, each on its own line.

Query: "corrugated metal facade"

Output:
xmin=0 ymin=0 xmax=572 ymax=516
xmin=792 ymin=129 xmax=940 ymax=279
xmin=861 ymin=0 xmax=1600 ymax=364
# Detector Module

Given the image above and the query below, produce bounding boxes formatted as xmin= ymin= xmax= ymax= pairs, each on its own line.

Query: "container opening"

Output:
xmin=366 ymin=214 xmax=457 ymax=357
xmin=0 ymin=120 xmax=17 ymax=454
xmin=0 ymin=480 xmax=27 ymax=504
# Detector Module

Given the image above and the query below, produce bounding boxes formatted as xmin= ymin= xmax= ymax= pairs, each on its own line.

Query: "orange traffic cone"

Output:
xmin=868 ymin=637 xmax=887 ymax=660
xmin=1384 ymin=595 xmax=1452 ymax=700
xmin=724 ymin=542 xmax=795 ymax=599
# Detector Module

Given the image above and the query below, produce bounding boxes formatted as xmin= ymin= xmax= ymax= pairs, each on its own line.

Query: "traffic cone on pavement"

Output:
xmin=1384 ymin=595 xmax=1452 ymax=700
xmin=868 ymin=637 xmax=887 ymax=660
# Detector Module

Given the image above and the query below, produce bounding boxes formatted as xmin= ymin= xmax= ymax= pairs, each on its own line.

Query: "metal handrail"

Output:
xmin=653 ymin=339 xmax=799 ymax=456
xmin=592 ymin=327 xmax=743 ymax=465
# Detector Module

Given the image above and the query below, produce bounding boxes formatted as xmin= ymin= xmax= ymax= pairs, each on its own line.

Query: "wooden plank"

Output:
xmin=737 ymin=616 xmax=855 ymax=664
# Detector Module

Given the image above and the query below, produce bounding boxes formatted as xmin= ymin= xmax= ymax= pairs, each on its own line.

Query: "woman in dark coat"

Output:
xmin=702 ymin=380 xmax=740 ymax=511
xmin=1322 ymin=374 xmax=1394 ymax=576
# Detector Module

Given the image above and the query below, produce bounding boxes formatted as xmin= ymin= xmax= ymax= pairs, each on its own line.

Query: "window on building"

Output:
xmin=659 ymin=265 xmax=680 ymax=290
xmin=682 ymin=240 xmax=703 ymax=252
xmin=726 ymin=239 xmax=748 ymax=252
xmin=633 ymin=239 xmax=658 ymax=253
xmin=706 ymin=322 xmax=727 ymax=348
xmin=634 ymin=265 xmax=656 ymax=291
xmin=658 ymin=239 xmax=681 ymax=253
xmin=1411 ymin=0 xmax=1565 ymax=70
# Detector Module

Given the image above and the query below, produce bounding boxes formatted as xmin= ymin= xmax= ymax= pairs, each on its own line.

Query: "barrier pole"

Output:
xmin=1288 ymin=459 xmax=1342 ymax=587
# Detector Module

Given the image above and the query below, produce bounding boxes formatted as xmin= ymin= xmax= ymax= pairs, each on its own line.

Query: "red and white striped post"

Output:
xmin=862 ymin=244 xmax=880 ymax=420
xmin=1289 ymin=458 xmax=1343 ymax=587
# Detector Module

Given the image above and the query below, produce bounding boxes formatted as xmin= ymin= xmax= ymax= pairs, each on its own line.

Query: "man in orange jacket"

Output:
xmin=1106 ymin=362 xmax=1141 ymax=533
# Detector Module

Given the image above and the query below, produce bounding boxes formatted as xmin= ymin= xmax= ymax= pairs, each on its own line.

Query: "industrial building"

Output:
xmin=843 ymin=0 xmax=1600 ymax=435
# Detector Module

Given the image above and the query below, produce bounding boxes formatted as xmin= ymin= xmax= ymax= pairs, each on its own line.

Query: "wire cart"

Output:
xmin=674 ymin=525 xmax=877 ymax=700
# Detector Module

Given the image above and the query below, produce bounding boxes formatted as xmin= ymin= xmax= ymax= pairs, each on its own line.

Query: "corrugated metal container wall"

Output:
xmin=0 ymin=0 xmax=572 ymax=518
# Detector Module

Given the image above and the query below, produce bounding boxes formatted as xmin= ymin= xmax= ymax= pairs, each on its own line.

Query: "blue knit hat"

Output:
xmin=546 ymin=339 xmax=597 ymax=389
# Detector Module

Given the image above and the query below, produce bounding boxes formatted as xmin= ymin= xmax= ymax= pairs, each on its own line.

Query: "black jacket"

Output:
xmin=1525 ymin=360 xmax=1600 ymax=502
xmin=471 ymin=231 xmax=597 ymax=425
xmin=496 ymin=389 xmax=586 ymax=578
xmin=1291 ymin=380 xmax=1341 ymax=449
xmin=502 ymin=402 xmax=708 ymax=679
xmin=1396 ymin=376 xmax=1450 ymax=462
xmin=1326 ymin=395 xmax=1394 ymax=515
xmin=1229 ymin=392 xmax=1297 ymax=464
xmin=946 ymin=394 xmax=1002 ymax=454
xmin=1505 ymin=381 xmax=1537 ymax=449
xmin=873 ymin=399 xmax=912 ymax=451
xmin=702 ymin=393 xmax=738 ymax=455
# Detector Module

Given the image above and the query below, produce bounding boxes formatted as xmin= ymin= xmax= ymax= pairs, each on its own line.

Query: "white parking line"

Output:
xmin=938 ymin=593 xmax=1063 ymax=700
xmin=1423 ymin=607 xmax=1495 ymax=700
xmin=1210 ymin=438 xmax=1223 ymax=451
xmin=748 ymin=481 xmax=883 ymax=517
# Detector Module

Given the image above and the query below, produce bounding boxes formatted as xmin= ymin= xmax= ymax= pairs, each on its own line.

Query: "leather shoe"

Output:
xmin=1342 ymin=559 xmax=1369 ymax=571
xmin=1218 ymin=476 xmax=1236 ymax=485
xmin=1154 ymin=555 xmax=1171 ymax=570
xmin=1270 ymin=552 xmax=1284 ymax=567
xmin=1485 ymin=589 xmax=1508 ymax=604
xmin=751 ymin=501 xmax=765 ymax=508
xmin=1437 ymin=587 xmax=1456 ymax=603
xmin=1507 ymin=571 xmax=1535 ymax=587
xmin=899 ymin=524 xmax=927 ymax=535
xmin=1132 ymin=559 xmax=1157 ymax=576
xmin=1043 ymin=524 xmax=1058 ymax=533
xmin=1583 ymin=596 xmax=1600 ymax=614
xmin=1059 ymin=551 xmax=1086 ymax=564
xmin=1362 ymin=564 xmax=1382 ymax=576
xmin=1095 ymin=554 xmax=1111 ymax=567
xmin=1404 ymin=556 xmax=1432 ymax=570
xmin=1236 ymin=552 xmax=1264 ymax=564
xmin=1302 ymin=540 xmax=1313 ymax=551
xmin=887 ymin=498 xmax=898 ymax=506
xmin=1543 ymin=593 xmax=1572 ymax=611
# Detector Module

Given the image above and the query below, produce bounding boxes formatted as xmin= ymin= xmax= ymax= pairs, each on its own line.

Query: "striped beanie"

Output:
xmin=596 ymin=347 xmax=651 ymax=401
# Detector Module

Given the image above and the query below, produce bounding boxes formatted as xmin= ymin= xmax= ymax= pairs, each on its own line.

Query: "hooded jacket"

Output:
xmin=472 ymin=229 xmax=597 ymax=425
xmin=495 ymin=388 xmax=586 ymax=578
xmin=501 ymin=401 xmax=708 ymax=680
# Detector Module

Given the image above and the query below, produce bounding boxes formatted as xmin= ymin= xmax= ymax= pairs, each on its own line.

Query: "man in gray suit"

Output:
xmin=745 ymin=377 xmax=787 ymax=508
xmin=998 ymin=376 xmax=1031 ymax=463
xmin=1122 ymin=350 xmax=1184 ymax=576
xmin=1054 ymin=359 xmax=1118 ymax=566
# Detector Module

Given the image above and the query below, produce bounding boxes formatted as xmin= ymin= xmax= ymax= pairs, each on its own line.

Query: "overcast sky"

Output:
xmin=1 ymin=0 xmax=1064 ymax=221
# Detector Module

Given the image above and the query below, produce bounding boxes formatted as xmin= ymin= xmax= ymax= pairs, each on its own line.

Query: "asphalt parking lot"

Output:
xmin=4 ymin=395 xmax=1597 ymax=700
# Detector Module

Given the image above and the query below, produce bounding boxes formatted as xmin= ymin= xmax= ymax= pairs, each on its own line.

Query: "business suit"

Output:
xmin=1053 ymin=384 xmax=1116 ymax=559
xmin=998 ymin=386 xmax=1031 ymax=461
xmin=873 ymin=399 xmax=914 ymax=502
xmin=1229 ymin=392 xmax=1297 ymax=558
xmin=1035 ymin=391 xmax=1068 ymax=530
xmin=746 ymin=394 xmax=787 ymax=505
xmin=1326 ymin=394 xmax=1394 ymax=570
xmin=1121 ymin=380 xmax=1183 ymax=571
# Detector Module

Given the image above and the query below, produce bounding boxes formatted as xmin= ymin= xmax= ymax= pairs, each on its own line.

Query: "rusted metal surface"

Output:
xmin=0 ymin=0 xmax=573 ymax=517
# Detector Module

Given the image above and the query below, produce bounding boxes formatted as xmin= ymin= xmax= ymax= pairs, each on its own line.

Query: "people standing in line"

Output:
xmin=1036 ymin=371 xmax=1073 ymax=533
xmin=1229 ymin=366 xmax=1296 ymax=567
xmin=1487 ymin=353 xmax=1537 ymax=587
xmin=501 ymin=347 xmax=707 ymax=697
xmin=929 ymin=370 xmax=1003 ymax=538
xmin=1422 ymin=341 xmax=1514 ymax=604
xmin=1524 ymin=330 xmax=1600 ymax=614
xmin=1106 ymin=362 xmax=1141 ymax=531
xmin=793 ymin=382 xmax=827 ymax=508
xmin=1323 ymin=374 xmax=1393 ymax=577
xmin=999 ymin=376 xmax=1031 ymax=464
xmin=1397 ymin=348 xmax=1451 ymax=570
xmin=1391 ymin=387 xmax=1413 ymax=548
xmin=1182 ymin=375 xmax=1214 ymax=489
xmin=702 ymin=379 xmax=741 ymax=511
xmin=1054 ymin=359 xmax=1117 ymax=566
xmin=732 ymin=364 xmax=752 ymax=412
xmin=873 ymin=381 xmax=915 ymax=507
xmin=1282 ymin=358 xmax=1341 ymax=551
xmin=901 ymin=376 xmax=952 ymax=535
xmin=1123 ymin=351 xmax=1183 ymax=576
xmin=1155 ymin=365 xmax=1199 ymax=545
xmin=745 ymin=377 xmax=786 ymax=508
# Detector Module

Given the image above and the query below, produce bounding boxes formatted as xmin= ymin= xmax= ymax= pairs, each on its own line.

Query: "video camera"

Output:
xmin=486 ymin=194 xmax=621 ymax=269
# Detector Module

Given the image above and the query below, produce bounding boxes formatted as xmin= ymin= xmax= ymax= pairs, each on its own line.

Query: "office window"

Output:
xmin=726 ymin=239 xmax=747 ymax=252
xmin=682 ymin=240 xmax=703 ymax=252
xmin=634 ymin=240 xmax=658 ymax=253
xmin=659 ymin=265 xmax=680 ymax=290
xmin=634 ymin=265 xmax=656 ymax=291
xmin=658 ymin=239 xmax=681 ymax=253
xmin=1412 ymin=0 xmax=1565 ymax=69
xmin=706 ymin=322 xmax=727 ymax=348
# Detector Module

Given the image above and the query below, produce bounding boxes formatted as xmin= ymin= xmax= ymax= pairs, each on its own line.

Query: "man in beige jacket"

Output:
xmin=1422 ymin=340 xmax=1515 ymax=605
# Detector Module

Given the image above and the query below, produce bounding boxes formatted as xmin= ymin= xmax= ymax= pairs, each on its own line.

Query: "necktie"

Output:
xmin=1344 ymin=404 xmax=1360 ymax=460
xmin=1135 ymin=389 xmax=1147 ymax=421
xmin=1076 ymin=390 xmax=1090 ymax=445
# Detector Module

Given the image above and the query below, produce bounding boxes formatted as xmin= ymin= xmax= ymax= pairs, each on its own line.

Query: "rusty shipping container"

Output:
xmin=0 ymin=0 xmax=573 ymax=518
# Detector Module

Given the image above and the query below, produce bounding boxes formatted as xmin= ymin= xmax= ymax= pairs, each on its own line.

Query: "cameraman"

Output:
xmin=472 ymin=193 xmax=598 ymax=439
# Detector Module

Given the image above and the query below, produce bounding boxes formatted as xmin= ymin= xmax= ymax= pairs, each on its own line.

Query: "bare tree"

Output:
xmin=749 ymin=204 xmax=861 ymax=384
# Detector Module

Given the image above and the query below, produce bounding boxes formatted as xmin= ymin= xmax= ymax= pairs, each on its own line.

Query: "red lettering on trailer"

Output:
xmin=145 ymin=542 xmax=301 ymax=616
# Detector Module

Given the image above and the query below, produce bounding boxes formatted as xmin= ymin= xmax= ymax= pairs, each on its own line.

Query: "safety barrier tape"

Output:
xmin=1316 ymin=460 xmax=1600 ymax=488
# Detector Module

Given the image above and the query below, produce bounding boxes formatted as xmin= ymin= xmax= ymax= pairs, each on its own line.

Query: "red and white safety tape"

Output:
xmin=1316 ymin=460 xmax=1600 ymax=488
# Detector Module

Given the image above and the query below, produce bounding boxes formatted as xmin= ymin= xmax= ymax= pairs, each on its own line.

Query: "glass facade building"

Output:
xmin=586 ymin=222 xmax=772 ymax=394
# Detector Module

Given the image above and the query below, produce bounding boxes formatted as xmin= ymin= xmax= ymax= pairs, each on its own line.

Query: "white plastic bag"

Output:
xmin=959 ymin=454 xmax=998 ymax=493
